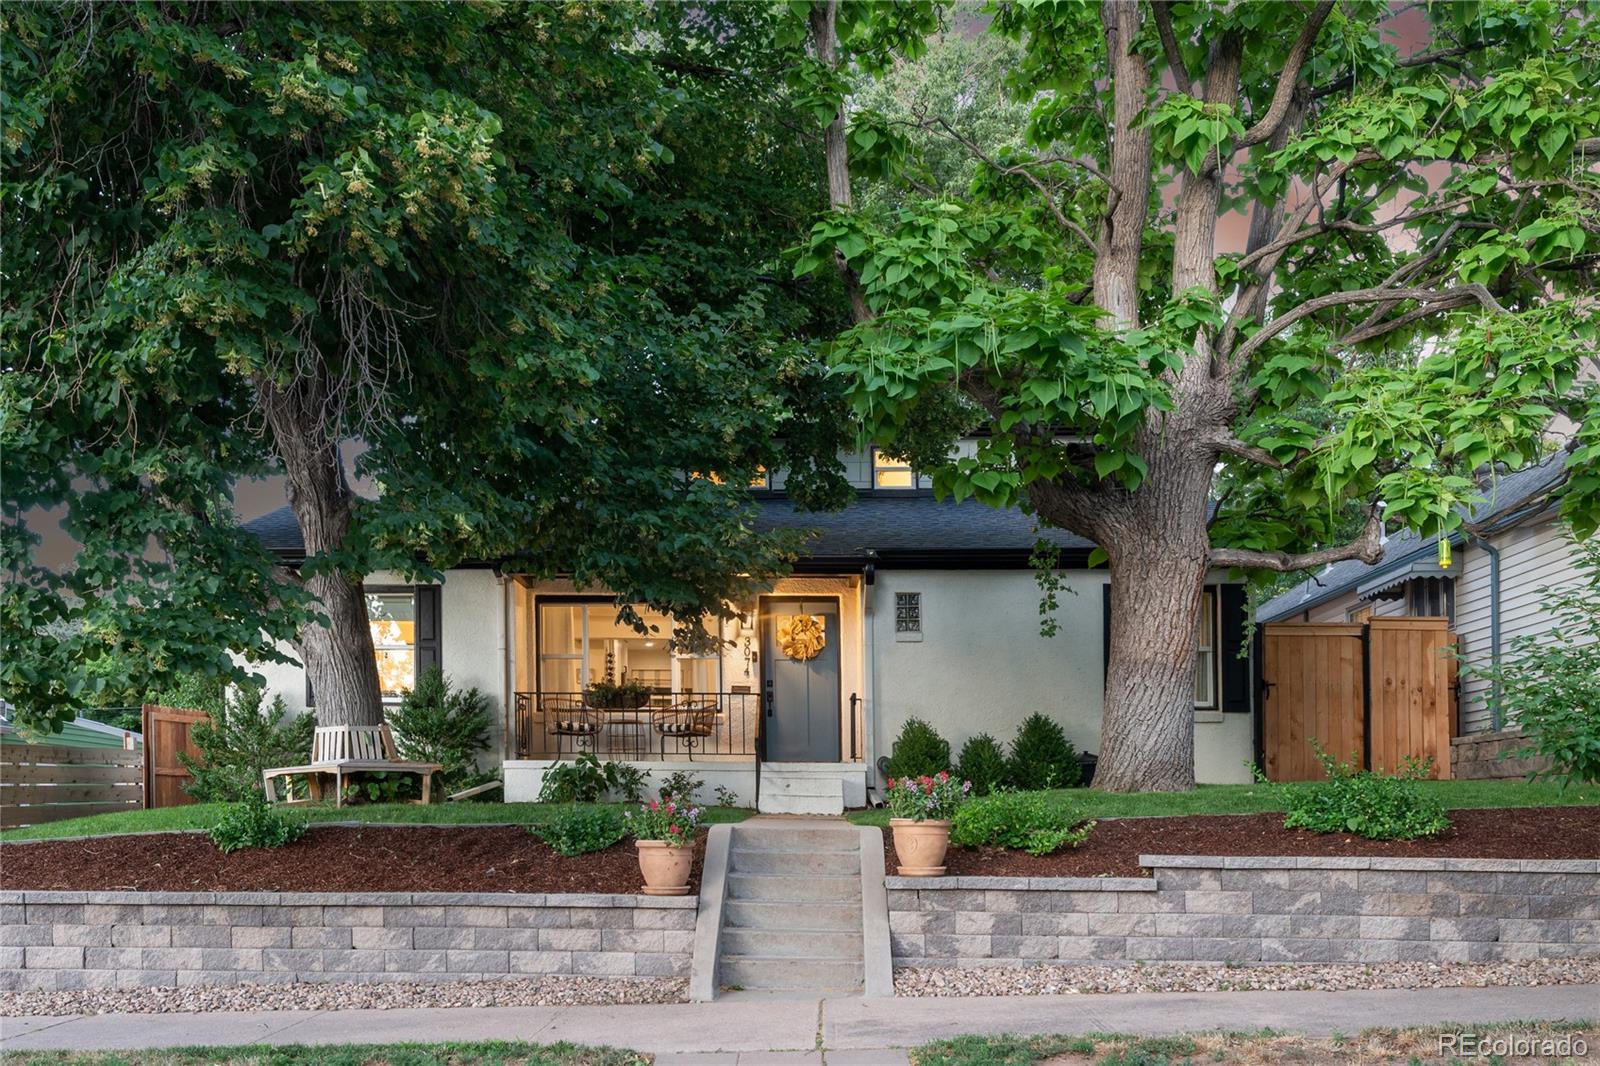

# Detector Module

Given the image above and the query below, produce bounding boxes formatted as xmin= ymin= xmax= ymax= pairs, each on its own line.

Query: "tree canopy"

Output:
xmin=796 ymin=0 xmax=1598 ymax=790
xmin=2 ymin=1 xmax=850 ymax=729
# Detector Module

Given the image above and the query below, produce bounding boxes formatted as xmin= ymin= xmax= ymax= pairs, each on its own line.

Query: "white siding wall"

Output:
xmin=868 ymin=570 xmax=1254 ymax=786
xmin=1455 ymin=516 xmax=1584 ymax=733
xmin=245 ymin=569 xmax=510 ymax=767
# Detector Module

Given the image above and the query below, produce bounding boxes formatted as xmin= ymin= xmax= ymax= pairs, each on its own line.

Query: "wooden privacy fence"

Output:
xmin=0 ymin=744 xmax=143 ymax=828
xmin=142 ymin=704 xmax=210 ymax=808
xmin=1262 ymin=617 xmax=1456 ymax=781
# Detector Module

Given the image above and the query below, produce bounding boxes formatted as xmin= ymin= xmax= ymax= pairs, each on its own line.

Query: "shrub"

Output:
xmin=886 ymin=717 xmax=950 ymax=779
xmin=1006 ymin=713 xmax=1081 ymax=790
xmin=657 ymin=769 xmax=705 ymax=804
xmin=538 ymin=752 xmax=611 ymax=803
xmin=951 ymin=791 xmax=1094 ymax=855
xmin=608 ymin=762 xmax=649 ymax=802
xmin=180 ymin=687 xmax=315 ymax=803
xmin=340 ymin=770 xmax=420 ymax=805
xmin=209 ymin=795 xmax=308 ymax=854
xmin=388 ymin=666 xmax=492 ymax=796
xmin=954 ymin=733 xmax=1010 ymax=796
xmin=1465 ymin=538 xmax=1600 ymax=787
xmin=532 ymin=806 xmax=627 ymax=856
xmin=1283 ymin=744 xmax=1450 ymax=840
xmin=884 ymin=771 xmax=970 ymax=821
xmin=713 ymin=784 xmax=741 ymax=807
xmin=625 ymin=794 xmax=704 ymax=846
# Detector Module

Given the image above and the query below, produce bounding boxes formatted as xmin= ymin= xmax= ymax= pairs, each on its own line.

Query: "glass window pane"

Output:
xmin=368 ymin=592 xmax=417 ymax=697
xmin=539 ymin=604 xmax=582 ymax=656
xmin=540 ymin=656 xmax=583 ymax=693
xmin=376 ymin=649 xmax=416 ymax=699
xmin=874 ymin=451 xmax=914 ymax=488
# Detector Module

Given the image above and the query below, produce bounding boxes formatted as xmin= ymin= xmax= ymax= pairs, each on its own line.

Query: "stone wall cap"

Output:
xmin=883 ymin=875 xmax=1155 ymax=892
xmin=13 ymin=888 xmax=694 ymax=907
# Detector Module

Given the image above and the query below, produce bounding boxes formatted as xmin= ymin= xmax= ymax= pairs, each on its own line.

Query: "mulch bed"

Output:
xmin=887 ymin=806 xmax=1600 ymax=879
xmin=0 ymin=825 xmax=705 ymax=895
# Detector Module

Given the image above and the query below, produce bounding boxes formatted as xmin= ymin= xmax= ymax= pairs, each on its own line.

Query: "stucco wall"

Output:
xmin=868 ymin=570 xmax=1254 ymax=786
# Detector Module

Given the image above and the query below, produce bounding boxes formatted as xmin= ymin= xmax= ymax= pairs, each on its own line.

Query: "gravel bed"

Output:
xmin=893 ymin=958 xmax=1600 ymax=997
xmin=0 ymin=975 xmax=686 ymax=1017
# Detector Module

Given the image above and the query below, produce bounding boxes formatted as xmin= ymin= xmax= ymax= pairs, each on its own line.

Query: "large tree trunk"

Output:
xmin=1087 ymin=441 xmax=1215 ymax=793
xmin=261 ymin=379 xmax=385 ymax=728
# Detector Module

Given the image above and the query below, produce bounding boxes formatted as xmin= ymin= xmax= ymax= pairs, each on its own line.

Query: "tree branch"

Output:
xmin=1235 ymin=0 xmax=1336 ymax=150
xmin=1230 ymin=282 xmax=1507 ymax=370
xmin=931 ymin=117 xmax=1098 ymax=252
xmin=808 ymin=0 xmax=872 ymax=324
xmin=1152 ymin=2 xmax=1192 ymax=95
xmin=1210 ymin=505 xmax=1386 ymax=572
xmin=1209 ymin=433 xmax=1284 ymax=469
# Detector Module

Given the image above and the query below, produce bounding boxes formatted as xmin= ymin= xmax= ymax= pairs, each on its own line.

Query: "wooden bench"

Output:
xmin=262 ymin=724 xmax=442 ymax=807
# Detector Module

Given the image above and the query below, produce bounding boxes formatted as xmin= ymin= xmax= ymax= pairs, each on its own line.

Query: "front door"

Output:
xmin=762 ymin=598 xmax=841 ymax=762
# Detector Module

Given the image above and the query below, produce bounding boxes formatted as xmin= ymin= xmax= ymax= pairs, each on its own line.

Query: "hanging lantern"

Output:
xmin=1438 ymin=537 xmax=1452 ymax=570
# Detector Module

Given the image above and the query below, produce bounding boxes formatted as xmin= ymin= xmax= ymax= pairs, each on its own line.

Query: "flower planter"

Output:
xmin=635 ymin=839 xmax=693 ymax=896
xmin=890 ymin=817 xmax=951 ymax=876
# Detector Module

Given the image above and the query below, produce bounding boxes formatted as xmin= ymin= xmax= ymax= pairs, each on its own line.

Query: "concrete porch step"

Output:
xmin=729 ymin=846 xmax=860 ymax=876
xmin=720 ymin=927 xmax=863 ymax=959
xmin=718 ymin=954 xmax=864 ymax=993
xmin=723 ymin=898 xmax=861 ymax=931
xmin=726 ymin=872 xmax=861 ymax=903
xmin=757 ymin=774 xmax=845 ymax=816
xmin=729 ymin=825 xmax=859 ymax=849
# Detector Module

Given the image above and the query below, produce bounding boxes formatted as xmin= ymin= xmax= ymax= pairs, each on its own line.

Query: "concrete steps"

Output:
xmin=716 ymin=823 xmax=863 ymax=994
xmin=758 ymin=771 xmax=845 ymax=815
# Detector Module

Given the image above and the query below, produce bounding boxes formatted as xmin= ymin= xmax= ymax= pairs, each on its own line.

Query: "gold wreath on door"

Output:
xmin=776 ymin=614 xmax=826 ymax=662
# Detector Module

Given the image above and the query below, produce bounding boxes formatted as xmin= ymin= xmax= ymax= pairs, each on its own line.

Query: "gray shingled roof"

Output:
xmin=1255 ymin=455 xmax=1570 ymax=622
xmin=242 ymin=494 xmax=1092 ymax=565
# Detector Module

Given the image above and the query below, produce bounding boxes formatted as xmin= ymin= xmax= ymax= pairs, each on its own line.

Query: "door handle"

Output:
xmin=764 ymin=682 xmax=774 ymax=717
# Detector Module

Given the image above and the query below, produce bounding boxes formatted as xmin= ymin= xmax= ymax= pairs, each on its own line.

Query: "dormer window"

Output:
xmin=873 ymin=450 xmax=915 ymax=489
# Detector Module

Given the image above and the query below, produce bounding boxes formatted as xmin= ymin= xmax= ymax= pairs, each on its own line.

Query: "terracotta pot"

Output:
xmin=635 ymin=839 xmax=693 ymax=896
xmin=890 ymin=818 xmax=951 ymax=876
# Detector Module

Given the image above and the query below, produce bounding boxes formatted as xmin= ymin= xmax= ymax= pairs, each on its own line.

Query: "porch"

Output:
xmin=500 ymin=575 xmax=871 ymax=811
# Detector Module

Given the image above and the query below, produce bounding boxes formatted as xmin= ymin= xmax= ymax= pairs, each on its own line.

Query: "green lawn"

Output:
xmin=846 ymin=778 xmax=1600 ymax=827
xmin=0 ymin=800 xmax=753 ymax=843
xmin=912 ymin=1021 xmax=1597 ymax=1066
xmin=3 ymin=1041 xmax=644 ymax=1066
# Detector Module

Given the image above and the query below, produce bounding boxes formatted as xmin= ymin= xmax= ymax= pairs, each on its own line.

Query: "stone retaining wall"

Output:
xmin=0 ymin=890 xmax=696 ymax=992
xmin=888 ymin=856 xmax=1599 ymax=967
xmin=1451 ymin=729 xmax=1553 ymax=780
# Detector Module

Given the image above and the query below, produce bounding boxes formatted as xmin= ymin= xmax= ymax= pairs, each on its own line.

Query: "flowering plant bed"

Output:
xmin=884 ymin=805 xmax=1600 ymax=879
xmin=0 ymin=824 xmax=705 ymax=894
xmin=625 ymin=794 xmax=703 ymax=846
xmin=885 ymin=771 xmax=970 ymax=821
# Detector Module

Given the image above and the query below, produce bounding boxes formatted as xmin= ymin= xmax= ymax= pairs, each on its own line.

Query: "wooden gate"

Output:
xmin=0 ymin=744 xmax=144 ymax=828
xmin=1262 ymin=617 xmax=1455 ymax=781
xmin=141 ymin=704 xmax=210 ymax=808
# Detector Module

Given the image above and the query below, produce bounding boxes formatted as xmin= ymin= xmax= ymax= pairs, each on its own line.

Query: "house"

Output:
xmin=244 ymin=443 xmax=1261 ymax=811
xmin=1255 ymin=454 xmax=1582 ymax=779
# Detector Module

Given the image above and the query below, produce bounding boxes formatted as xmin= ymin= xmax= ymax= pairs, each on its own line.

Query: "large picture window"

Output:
xmin=538 ymin=601 xmax=723 ymax=695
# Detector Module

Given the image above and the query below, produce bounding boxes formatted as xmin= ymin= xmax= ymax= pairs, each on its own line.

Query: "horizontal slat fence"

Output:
xmin=0 ymin=744 xmax=143 ymax=827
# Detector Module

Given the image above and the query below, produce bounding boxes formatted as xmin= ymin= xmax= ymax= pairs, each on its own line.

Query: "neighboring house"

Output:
xmin=244 ymin=442 xmax=1261 ymax=810
xmin=1255 ymin=455 xmax=1581 ymax=778
xmin=0 ymin=703 xmax=142 ymax=750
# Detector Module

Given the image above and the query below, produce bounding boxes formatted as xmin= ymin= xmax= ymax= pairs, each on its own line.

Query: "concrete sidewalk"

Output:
xmin=3 ymin=985 xmax=1596 ymax=1063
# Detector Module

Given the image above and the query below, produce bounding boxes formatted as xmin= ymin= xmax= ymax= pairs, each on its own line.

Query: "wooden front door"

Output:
xmin=142 ymin=704 xmax=210 ymax=808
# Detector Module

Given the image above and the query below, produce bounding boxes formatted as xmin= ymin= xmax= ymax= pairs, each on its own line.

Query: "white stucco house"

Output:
xmin=244 ymin=443 xmax=1260 ymax=811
